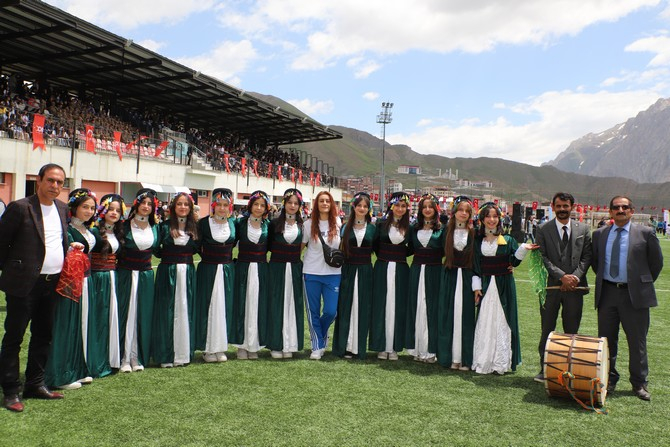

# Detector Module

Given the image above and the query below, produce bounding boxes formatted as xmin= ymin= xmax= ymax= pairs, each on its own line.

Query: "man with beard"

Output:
xmin=592 ymin=196 xmax=662 ymax=401
xmin=534 ymin=192 xmax=592 ymax=382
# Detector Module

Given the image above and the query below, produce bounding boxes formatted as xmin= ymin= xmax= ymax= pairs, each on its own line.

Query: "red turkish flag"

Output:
xmin=298 ymin=170 xmax=303 ymax=183
xmin=532 ymin=201 xmax=538 ymax=210
xmin=155 ymin=140 xmax=169 ymax=157
xmin=85 ymin=125 xmax=96 ymax=153
xmin=32 ymin=113 xmax=46 ymax=151
xmin=224 ymin=154 xmax=230 ymax=173
xmin=316 ymin=173 xmax=321 ymax=186
xmin=278 ymin=167 xmax=283 ymax=181
xmin=310 ymin=172 xmax=315 ymax=186
xmin=113 ymin=131 xmax=122 ymax=161
xmin=267 ymin=164 xmax=273 ymax=179
xmin=241 ymin=158 xmax=247 ymax=177
xmin=253 ymin=160 xmax=259 ymax=177
xmin=291 ymin=167 xmax=295 ymax=182
xmin=473 ymin=198 xmax=479 ymax=211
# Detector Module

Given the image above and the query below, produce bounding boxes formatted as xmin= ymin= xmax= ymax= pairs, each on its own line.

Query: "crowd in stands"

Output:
xmin=0 ymin=74 xmax=334 ymax=186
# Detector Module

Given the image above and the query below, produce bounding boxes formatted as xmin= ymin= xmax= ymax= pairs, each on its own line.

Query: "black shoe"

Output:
xmin=22 ymin=386 xmax=64 ymax=400
xmin=3 ymin=394 xmax=24 ymax=412
xmin=633 ymin=385 xmax=650 ymax=401
xmin=607 ymin=381 xmax=616 ymax=393
xmin=533 ymin=373 xmax=545 ymax=383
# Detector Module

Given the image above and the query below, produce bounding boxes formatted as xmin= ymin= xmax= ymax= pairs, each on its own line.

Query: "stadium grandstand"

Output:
xmin=0 ymin=0 xmax=343 ymax=214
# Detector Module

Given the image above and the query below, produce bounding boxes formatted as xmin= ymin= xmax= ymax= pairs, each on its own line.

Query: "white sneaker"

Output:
xmin=459 ymin=365 xmax=470 ymax=371
xmin=310 ymin=349 xmax=324 ymax=360
xmin=174 ymin=362 xmax=186 ymax=367
xmin=270 ymin=351 xmax=284 ymax=359
xmin=216 ymin=352 xmax=228 ymax=362
xmin=203 ymin=353 xmax=218 ymax=363
xmin=237 ymin=349 xmax=248 ymax=360
xmin=78 ymin=376 xmax=93 ymax=384
xmin=247 ymin=351 xmax=258 ymax=360
xmin=377 ymin=352 xmax=388 ymax=360
xmin=450 ymin=362 xmax=461 ymax=370
xmin=388 ymin=351 xmax=399 ymax=361
xmin=120 ymin=363 xmax=132 ymax=373
xmin=161 ymin=363 xmax=174 ymax=368
xmin=57 ymin=382 xmax=82 ymax=390
xmin=424 ymin=356 xmax=437 ymax=364
xmin=282 ymin=352 xmax=293 ymax=359
xmin=130 ymin=359 xmax=144 ymax=372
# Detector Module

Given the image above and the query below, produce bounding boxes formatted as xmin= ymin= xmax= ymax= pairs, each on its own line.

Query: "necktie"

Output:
xmin=561 ymin=225 xmax=569 ymax=249
xmin=609 ymin=227 xmax=623 ymax=278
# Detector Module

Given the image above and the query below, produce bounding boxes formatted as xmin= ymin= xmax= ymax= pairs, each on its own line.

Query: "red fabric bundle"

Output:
xmin=55 ymin=248 xmax=90 ymax=302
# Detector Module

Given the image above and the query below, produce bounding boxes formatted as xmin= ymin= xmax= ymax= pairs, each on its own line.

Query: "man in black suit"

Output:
xmin=535 ymin=192 xmax=592 ymax=382
xmin=592 ymin=196 xmax=663 ymax=401
xmin=0 ymin=163 xmax=69 ymax=412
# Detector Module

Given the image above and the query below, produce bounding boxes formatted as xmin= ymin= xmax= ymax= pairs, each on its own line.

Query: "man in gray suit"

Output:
xmin=592 ymin=196 xmax=663 ymax=401
xmin=535 ymin=192 xmax=592 ymax=382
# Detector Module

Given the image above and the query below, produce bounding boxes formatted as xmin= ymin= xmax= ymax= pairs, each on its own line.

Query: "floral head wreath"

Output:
xmin=95 ymin=194 xmax=126 ymax=226
xmin=170 ymin=192 xmax=194 ymax=208
xmin=211 ymin=188 xmax=233 ymax=216
xmin=451 ymin=195 xmax=472 ymax=214
xmin=385 ymin=192 xmax=410 ymax=218
xmin=420 ymin=193 xmax=440 ymax=213
xmin=282 ymin=188 xmax=303 ymax=207
xmin=351 ymin=192 xmax=373 ymax=217
xmin=133 ymin=188 xmax=160 ymax=221
xmin=247 ymin=190 xmax=270 ymax=216
xmin=67 ymin=188 xmax=97 ymax=222
xmin=478 ymin=202 xmax=505 ymax=239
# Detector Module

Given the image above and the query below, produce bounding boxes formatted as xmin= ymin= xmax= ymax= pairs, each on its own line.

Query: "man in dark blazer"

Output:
xmin=592 ymin=196 xmax=663 ymax=401
xmin=535 ymin=192 xmax=592 ymax=382
xmin=0 ymin=163 xmax=69 ymax=412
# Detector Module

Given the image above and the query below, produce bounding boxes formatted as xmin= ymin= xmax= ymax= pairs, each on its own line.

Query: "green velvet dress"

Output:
xmin=230 ymin=217 xmax=270 ymax=352
xmin=86 ymin=226 xmax=121 ymax=378
xmin=471 ymin=234 xmax=524 ymax=373
xmin=45 ymin=226 xmax=94 ymax=387
xmin=369 ymin=221 xmax=410 ymax=353
xmin=195 ymin=216 xmax=236 ymax=353
xmin=436 ymin=230 xmax=476 ymax=368
xmin=152 ymin=221 xmax=198 ymax=365
xmin=406 ymin=224 xmax=445 ymax=358
xmin=116 ymin=220 xmax=159 ymax=367
xmin=333 ymin=223 xmax=376 ymax=359
xmin=266 ymin=219 xmax=304 ymax=353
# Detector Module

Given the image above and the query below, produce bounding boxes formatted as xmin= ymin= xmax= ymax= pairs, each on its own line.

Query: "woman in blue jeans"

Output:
xmin=301 ymin=191 xmax=341 ymax=360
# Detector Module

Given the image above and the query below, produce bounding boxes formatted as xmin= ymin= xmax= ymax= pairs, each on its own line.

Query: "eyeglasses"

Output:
xmin=611 ymin=205 xmax=630 ymax=211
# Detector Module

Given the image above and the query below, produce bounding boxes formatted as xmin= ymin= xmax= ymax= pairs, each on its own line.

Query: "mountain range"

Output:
xmin=252 ymin=93 xmax=670 ymax=209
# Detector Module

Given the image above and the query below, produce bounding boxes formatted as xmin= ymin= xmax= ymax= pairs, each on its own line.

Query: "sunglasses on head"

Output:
xmin=611 ymin=205 xmax=630 ymax=211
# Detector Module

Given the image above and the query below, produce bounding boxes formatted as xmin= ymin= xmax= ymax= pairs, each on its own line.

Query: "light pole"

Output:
xmin=377 ymin=102 xmax=393 ymax=213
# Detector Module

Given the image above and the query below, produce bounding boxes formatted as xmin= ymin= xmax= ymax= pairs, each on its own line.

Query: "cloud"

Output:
xmin=136 ymin=39 xmax=165 ymax=53
xmin=626 ymin=34 xmax=670 ymax=66
xmin=216 ymin=0 xmax=660 ymax=73
xmin=177 ymin=41 xmax=258 ymax=86
xmin=363 ymin=92 xmax=380 ymax=101
xmin=287 ymin=98 xmax=334 ymax=116
xmin=392 ymin=89 xmax=662 ymax=166
xmin=47 ymin=0 xmax=215 ymax=29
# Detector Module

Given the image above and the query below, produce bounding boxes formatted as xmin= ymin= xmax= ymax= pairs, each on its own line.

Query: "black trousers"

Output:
xmin=538 ymin=290 xmax=583 ymax=370
xmin=597 ymin=282 xmax=650 ymax=388
xmin=0 ymin=275 xmax=58 ymax=395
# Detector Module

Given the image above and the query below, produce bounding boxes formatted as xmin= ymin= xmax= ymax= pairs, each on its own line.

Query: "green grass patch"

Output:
xmin=1 ymin=239 xmax=670 ymax=446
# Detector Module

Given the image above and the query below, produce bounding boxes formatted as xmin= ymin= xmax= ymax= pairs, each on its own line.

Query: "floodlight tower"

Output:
xmin=377 ymin=102 xmax=393 ymax=213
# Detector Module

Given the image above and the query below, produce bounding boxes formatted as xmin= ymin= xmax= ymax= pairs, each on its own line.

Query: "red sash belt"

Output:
xmin=117 ymin=248 xmax=153 ymax=271
xmin=90 ymin=252 xmax=117 ymax=271
xmin=377 ymin=242 xmax=407 ymax=264
xmin=270 ymin=242 xmax=301 ymax=263
xmin=201 ymin=243 xmax=234 ymax=265
xmin=480 ymin=255 xmax=512 ymax=276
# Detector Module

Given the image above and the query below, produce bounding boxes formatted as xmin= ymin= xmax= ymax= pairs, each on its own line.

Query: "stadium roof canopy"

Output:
xmin=0 ymin=0 xmax=342 ymax=145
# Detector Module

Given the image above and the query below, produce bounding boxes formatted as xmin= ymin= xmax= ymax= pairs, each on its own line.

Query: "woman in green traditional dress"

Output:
xmin=116 ymin=189 xmax=159 ymax=372
xmin=436 ymin=196 xmax=476 ymax=370
xmin=267 ymin=188 xmax=304 ymax=359
xmin=369 ymin=191 xmax=411 ymax=361
xmin=471 ymin=202 xmax=538 ymax=375
xmin=231 ymin=190 xmax=270 ymax=360
xmin=153 ymin=192 xmax=199 ymax=368
xmin=406 ymin=194 xmax=445 ymax=363
xmin=45 ymin=188 xmax=97 ymax=390
xmin=333 ymin=192 xmax=376 ymax=359
xmin=87 ymin=194 xmax=126 ymax=378
xmin=195 ymin=188 xmax=236 ymax=363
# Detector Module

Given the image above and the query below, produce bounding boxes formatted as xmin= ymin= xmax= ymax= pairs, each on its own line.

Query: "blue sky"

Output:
xmin=48 ymin=0 xmax=670 ymax=165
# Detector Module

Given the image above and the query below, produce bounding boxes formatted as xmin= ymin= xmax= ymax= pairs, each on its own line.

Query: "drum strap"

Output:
xmin=558 ymin=372 xmax=609 ymax=415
